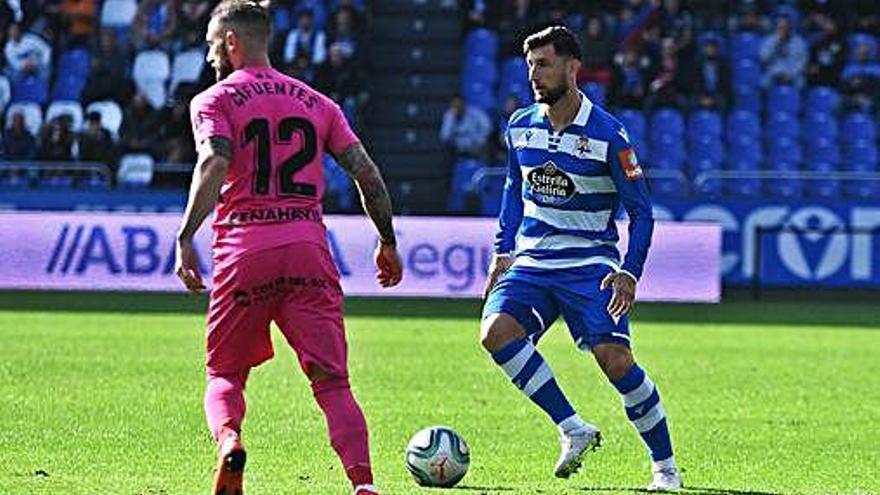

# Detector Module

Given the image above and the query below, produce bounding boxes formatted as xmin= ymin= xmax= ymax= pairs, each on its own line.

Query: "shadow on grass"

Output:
xmin=578 ymin=487 xmax=786 ymax=495
xmin=1 ymin=290 xmax=878 ymax=329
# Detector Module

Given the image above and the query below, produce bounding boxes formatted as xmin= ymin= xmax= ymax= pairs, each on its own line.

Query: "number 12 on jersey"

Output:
xmin=244 ymin=117 xmax=318 ymax=197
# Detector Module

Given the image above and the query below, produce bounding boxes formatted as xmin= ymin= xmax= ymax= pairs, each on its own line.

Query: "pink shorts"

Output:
xmin=206 ymin=241 xmax=347 ymax=378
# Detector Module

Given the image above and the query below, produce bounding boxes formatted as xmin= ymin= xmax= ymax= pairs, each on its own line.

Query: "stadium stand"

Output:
xmin=0 ymin=0 xmax=877 ymax=215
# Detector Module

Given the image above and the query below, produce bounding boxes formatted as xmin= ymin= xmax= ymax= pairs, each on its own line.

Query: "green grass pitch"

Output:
xmin=1 ymin=293 xmax=878 ymax=495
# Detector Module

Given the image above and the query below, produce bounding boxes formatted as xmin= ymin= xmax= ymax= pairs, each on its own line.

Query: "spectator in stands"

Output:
xmin=38 ymin=115 xmax=75 ymax=161
xmin=285 ymin=53 xmax=316 ymax=84
xmin=689 ymin=36 xmax=730 ymax=110
xmin=4 ymin=23 xmax=51 ymax=82
xmin=645 ymin=35 xmax=688 ymax=110
xmin=4 ymin=111 xmax=37 ymax=160
xmin=462 ymin=0 xmax=502 ymax=31
xmin=807 ymin=19 xmax=844 ymax=89
xmin=78 ymin=111 xmax=115 ymax=164
xmin=440 ymin=94 xmax=492 ymax=159
xmin=609 ymin=47 xmax=651 ymax=109
xmin=82 ymin=29 xmax=132 ymax=104
xmin=577 ymin=14 xmax=614 ymax=87
xmin=841 ymin=39 xmax=880 ymax=111
xmin=759 ymin=13 xmax=808 ymax=87
xmin=498 ymin=0 xmax=539 ymax=57
xmin=283 ymin=9 xmax=327 ymax=67
xmin=729 ymin=4 xmax=767 ymax=33
xmin=176 ymin=0 xmax=212 ymax=50
xmin=119 ymin=93 xmax=160 ymax=154
xmin=132 ymin=0 xmax=177 ymax=51
xmin=315 ymin=42 xmax=365 ymax=118
xmin=327 ymin=5 xmax=360 ymax=63
xmin=58 ymin=0 xmax=96 ymax=47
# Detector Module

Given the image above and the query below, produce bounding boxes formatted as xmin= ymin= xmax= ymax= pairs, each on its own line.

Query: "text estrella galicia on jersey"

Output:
xmin=617 ymin=148 xmax=643 ymax=180
xmin=527 ymin=160 xmax=576 ymax=206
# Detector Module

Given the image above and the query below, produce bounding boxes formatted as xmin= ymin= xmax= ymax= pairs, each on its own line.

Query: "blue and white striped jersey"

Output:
xmin=495 ymin=93 xmax=654 ymax=279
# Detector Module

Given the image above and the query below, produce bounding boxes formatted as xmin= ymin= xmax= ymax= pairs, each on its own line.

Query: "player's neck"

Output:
xmin=544 ymin=89 xmax=581 ymax=133
xmin=237 ymin=54 xmax=272 ymax=70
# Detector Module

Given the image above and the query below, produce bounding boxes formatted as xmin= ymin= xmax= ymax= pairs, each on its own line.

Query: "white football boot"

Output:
xmin=646 ymin=466 xmax=683 ymax=491
xmin=553 ymin=424 xmax=602 ymax=478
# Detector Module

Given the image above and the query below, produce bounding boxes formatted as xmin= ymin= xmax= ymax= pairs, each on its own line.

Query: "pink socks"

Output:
xmin=312 ymin=377 xmax=373 ymax=487
xmin=204 ymin=371 xmax=248 ymax=442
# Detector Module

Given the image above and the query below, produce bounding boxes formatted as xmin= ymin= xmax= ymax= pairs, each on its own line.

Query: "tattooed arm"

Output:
xmin=334 ymin=141 xmax=402 ymax=287
xmin=334 ymin=142 xmax=397 ymax=246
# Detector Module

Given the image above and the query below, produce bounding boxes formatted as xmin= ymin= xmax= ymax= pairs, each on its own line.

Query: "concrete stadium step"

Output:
xmin=368 ymin=98 xmax=448 ymax=127
xmin=369 ymin=74 xmax=458 ymax=99
xmin=372 ymin=15 xmax=460 ymax=43
xmin=369 ymin=42 xmax=460 ymax=72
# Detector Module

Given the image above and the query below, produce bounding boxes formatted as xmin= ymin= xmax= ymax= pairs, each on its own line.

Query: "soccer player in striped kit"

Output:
xmin=174 ymin=2 xmax=401 ymax=494
xmin=481 ymin=26 xmax=682 ymax=491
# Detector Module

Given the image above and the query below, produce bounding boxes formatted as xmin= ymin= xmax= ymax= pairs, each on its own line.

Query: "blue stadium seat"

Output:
xmin=692 ymin=157 xmax=722 ymax=174
xmin=651 ymin=133 xmax=685 ymax=167
xmin=11 ymin=75 xmax=49 ymax=104
xmin=690 ymin=134 xmax=724 ymax=163
xmin=844 ymin=180 xmax=880 ymax=200
xmin=649 ymin=109 xmax=684 ymax=143
xmin=810 ymin=137 xmax=840 ymax=166
xmin=766 ymin=177 xmax=802 ymax=199
xmin=58 ymin=49 xmax=90 ymax=78
xmin=804 ymin=162 xmax=839 ymax=199
xmin=732 ymin=59 xmax=761 ymax=87
xmin=618 ymin=109 xmax=646 ymax=141
xmin=500 ymin=57 xmax=528 ymax=87
xmin=840 ymin=113 xmax=877 ymax=144
xmin=448 ymin=158 xmax=485 ymax=212
xmin=727 ymin=110 xmax=760 ymax=141
xmin=728 ymin=134 xmax=763 ymax=164
xmin=766 ymin=85 xmax=800 ymax=116
xmin=322 ymin=155 xmax=354 ymax=210
xmin=649 ymin=177 xmax=685 ymax=197
xmin=465 ymin=28 xmax=499 ymax=59
xmin=462 ymin=81 xmax=496 ymax=114
xmin=498 ymin=81 xmax=531 ymax=107
xmin=732 ymin=84 xmax=761 ymax=113
xmin=803 ymin=113 xmax=838 ymax=141
xmin=580 ymin=82 xmax=606 ymax=105
xmin=805 ymin=86 xmax=840 ymax=114
xmin=730 ymin=32 xmax=762 ymax=61
xmin=726 ymin=159 xmax=761 ymax=198
xmin=462 ymin=55 xmax=498 ymax=87
xmin=51 ymin=73 xmax=86 ymax=101
xmin=766 ymin=112 xmax=800 ymax=141
xmin=688 ymin=110 xmax=723 ymax=139
xmin=767 ymin=136 xmax=802 ymax=165
xmin=842 ymin=140 xmax=879 ymax=171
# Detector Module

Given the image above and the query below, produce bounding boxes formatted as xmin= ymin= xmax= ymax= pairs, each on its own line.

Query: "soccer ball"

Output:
xmin=405 ymin=426 xmax=470 ymax=488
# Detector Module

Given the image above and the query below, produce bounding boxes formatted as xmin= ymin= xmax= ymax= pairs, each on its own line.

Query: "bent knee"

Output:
xmin=480 ymin=313 xmax=526 ymax=353
xmin=593 ymin=345 xmax=634 ymax=381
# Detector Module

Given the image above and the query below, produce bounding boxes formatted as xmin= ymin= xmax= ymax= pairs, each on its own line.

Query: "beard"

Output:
xmin=535 ymin=81 xmax=569 ymax=106
xmin=214 ymin=56 xmax=234 ymax=81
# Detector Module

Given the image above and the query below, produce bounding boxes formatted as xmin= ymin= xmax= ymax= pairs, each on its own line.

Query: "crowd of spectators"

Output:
xmin=0 ymin=0 xmax=370 ymax=182
xmin=448 ymin=0 xmax=880 ymax=163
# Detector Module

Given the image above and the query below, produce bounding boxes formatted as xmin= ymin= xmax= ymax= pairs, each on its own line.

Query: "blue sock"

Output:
xmin=612 ymin=363 xmax=674 ymax=462
xmin=491 ymin=339 xmax=582 ymax=430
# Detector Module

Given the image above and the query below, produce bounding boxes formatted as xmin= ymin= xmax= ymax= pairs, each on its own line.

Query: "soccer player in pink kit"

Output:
xmin=173 ymin=2 xmax=402 ymax=494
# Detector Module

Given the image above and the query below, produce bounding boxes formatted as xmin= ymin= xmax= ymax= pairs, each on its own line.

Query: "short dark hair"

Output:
xmin=211 ymin=0 xmax=271 ymax=43
xmin=523 ymin=25 xmax=582 ymax=60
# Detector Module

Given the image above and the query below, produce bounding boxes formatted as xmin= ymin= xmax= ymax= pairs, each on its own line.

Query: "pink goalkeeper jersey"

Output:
xmin=190 ymin=66 xmax=358 ymax=265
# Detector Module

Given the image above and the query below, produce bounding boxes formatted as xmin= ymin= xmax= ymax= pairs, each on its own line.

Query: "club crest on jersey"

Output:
xmin=575 ymin=136 xmax=592 ymax=158
xmin=617 ymin=148 xmax=643 ymax=180
xmin=527 ymin=161 xmax=576 ymax=206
